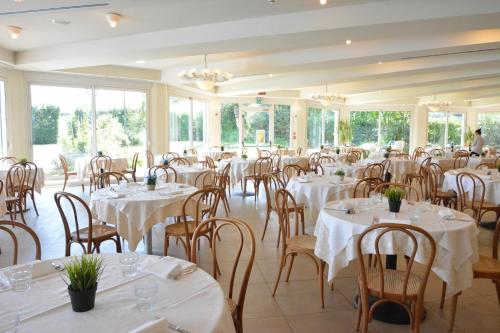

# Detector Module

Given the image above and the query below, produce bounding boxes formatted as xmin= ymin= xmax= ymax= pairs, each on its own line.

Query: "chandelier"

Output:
xmin=311 ymin=85 xmax=346 ymax=106
xmin=177 ymin=54 xmax=232 ymax=90
xmin=420 ymin=96 xmax=452 ymax=112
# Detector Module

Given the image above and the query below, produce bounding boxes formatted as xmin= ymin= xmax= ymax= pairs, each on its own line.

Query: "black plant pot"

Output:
xmin=383 ymin=153 xmax=390 ymax=158
xmin=68 ymin=284 xmax=97 ymax=312
xmin=388 ymin=199 xmax=402 ymax=213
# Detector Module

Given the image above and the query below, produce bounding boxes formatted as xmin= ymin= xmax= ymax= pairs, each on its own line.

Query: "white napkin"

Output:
xmin=128 ymin=318 xmax=168 ymax=333
xmin=297 ymin=178 xmax=311 ymax=183
xmin=378 ymin=218 xmax=412 ymax=225
xmin=438 ymin=209 xmax=455 ymax=220
xmin=329 ymin=201 xmax=354 ymax=211
xmin=141 ymin=257 xmax=196 ymax=280
xmin=104 ymin=191 xmax=125 ymax=199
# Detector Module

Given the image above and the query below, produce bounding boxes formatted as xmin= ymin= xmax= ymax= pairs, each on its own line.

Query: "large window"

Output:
xmin=243 ymin=110 xmax=269 ymax=146
xmin=478 ymin=112 xmax=500 ymax=147
xmin=350 ymin=110 xmax=411 ymax=149
xmin=169 ymin=96 xmax=206 ymax=152
xmin=306 ymin=107 xmax=337 ymax=148
xmin=273 ymin=104 xmax=291 ymax=147
xmin=31 ymin=85 xmax=147 ymax=179
xmin=427 ymin=112 xmax=464 ymax=147
xmin=220 ymin=103 xmax=240 ymax=148
xmin=0 ymin=81 xmax=6 ymax=155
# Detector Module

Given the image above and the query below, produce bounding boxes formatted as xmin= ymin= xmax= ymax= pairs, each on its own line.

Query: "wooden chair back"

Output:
xmin=187 ymin=148 xmax=197 ymax=156
xmin=270 ymin=153 xmax=281 ymax=173
xmin=162 ymin=152 xmax=180 ymax=161
xmin=258 ymin=149 xmax=272 ymax=158
xmin=296 ymin=147 xmax=302 ymax=156
xmin=357 ymin=223 xmax=436 ymax=302
xmin=430 ymin=148 xmax=445 ymax=157
xmin=454 ymin=155 xmax=469 ymax=169
xmin=90 ymin=155 xmax=112 ymax=178
xmin=17 ymin=161 xmax=38 ymax=192
xmin=148 ymin=165 xmax=177 ymax=183
xmin=194 ymin=170 xmax=217 ymax=189
xmin=263 ymin=173 xmax=285 ymax=210
xmin=146 ymin=150 xmax=154 ymax=168
xmin=318 ymin=155 xmax=336 ymax=165
xmin=353 ymin=177 xmax=384 ymax=198
xmin=252 ymin=157 xmax=272 ymax=176
xmin=474 ymin=163 xmax=492 ymax=170
xmin=373 ymin=182 xmax=419 ymax=201
xmin=220 ymin=152 xmax=234 ymax=160
xmin=308 ymin=152 xmax=320 ymax=171
xmin=456 ymin=172 xmax=485 ymax=223
xmin=54 ymin=191 xmax=94 ymax=255
xmin=274 ymin=189 xmax=304 ymax=253
xmin=347 ymin=151 xmax=361 ymax=163
xmin=282 ymin=164 xmax=306 ymax=186
xmin=0 ymin=220 xmax=41 ymax=265
xmin=5 ymin=164 xmax=26 ymax=198
xmin=96 ymin=172 xmax=129 ymax=188
xmin=362 ymin=163 xmax=384 ymax=178
xmin=0 ymin=156 xmax=17 ymax=165
xmin=130 ymin=152 xmax=139 ymax=172
xmin=190 ymin=217 xmax=255 ymax=333
xmin=59 ymin=154 xmax=70 ymax=174
xmin=453 ymin=150 xmax=469 ymax=157
xmin=205 ymin=156 xmax=216 ymax=171
xmin=170 ymin=157 xmax=192 ymax=166
xmin=411 ymin=147 xmax=425 ymax=160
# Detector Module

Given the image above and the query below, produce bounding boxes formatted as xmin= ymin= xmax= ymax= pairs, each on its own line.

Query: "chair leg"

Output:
xmin=440 ymin=281 xmax=447 ymax=309
xmin=285 ymin=253 xmax=296 ymax=282
xmin=164 ymin=234 xmax=170 ymax=256
xmin=30 ymin=191 xmax=39 ymax=216
xmin=116 ymin=235 xmax=122 ymax=253
xmin=495 ymin=280 xmax=500 ymax=306
xmin=18 ymin=202 xmax=26 ymax=225
xmin=62 ymin=175 xmax=68 ymax=191
xmin=355 ymin=289 xmax=362 ymax=331
xmin=272 ymin=254 xmax=287 ymax=297
xmin=261 ymin=209 xmax=271 ymax=241
xmin=449 ymin=293 xmax=459 ymax=331
xmin=319 ymin=260 xmax=325 ymax=308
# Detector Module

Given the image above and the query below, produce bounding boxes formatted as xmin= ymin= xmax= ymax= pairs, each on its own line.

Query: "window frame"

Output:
xmin=168 ymin=96 xmax=207 ymax=149
xmin=306 ymin=106 xmax=339 ymax=148
xmin=426 ymin=110 xmax=465 ymax=147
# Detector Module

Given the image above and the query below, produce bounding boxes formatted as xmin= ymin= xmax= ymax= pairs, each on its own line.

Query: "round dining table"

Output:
xmin=74 ymin=156 xmax=128 ymax=181
xmin=89 ymin=183 xmax=198 ymax=253
xmin=0 ymin=254 xmax=235 ymax=333
xmin=442 ymin=168 xmax=500 ymax=205
xmin=145 ymin=165 xmax=210 ymax=189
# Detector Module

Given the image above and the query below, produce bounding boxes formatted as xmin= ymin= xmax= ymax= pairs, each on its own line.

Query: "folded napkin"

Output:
xmin=378 ymin=218 xmax=412 ymax=225
xmin=128 ymin=318 xmax=168 ymax=333
xmin=328 ymin=201 xmax=354 ymax=211
xmin=141 ymin=257 xmax=196 ymax=280
xmin=297 ymin=178 xmax=311 ymax=183
xmin=437 ymin=209 xmax=455 ymax=220
xmin=103 ymin=190 xmax=125 ymax=199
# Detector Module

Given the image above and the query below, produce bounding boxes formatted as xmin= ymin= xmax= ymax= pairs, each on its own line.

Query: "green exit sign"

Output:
xmin=256 ymin=97 xmax=264 ymax=105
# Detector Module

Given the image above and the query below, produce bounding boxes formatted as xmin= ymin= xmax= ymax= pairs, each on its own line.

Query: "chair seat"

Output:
xmin=469 ymin=201 xmax=500 ymax=209
xmin=473 ymin=255 xmax=500 ymax=279
xmin=165 ymin=221 xmax=209 ymax=236
xmin=365 ymin=268 xmax=422 ymax=299
xmin=71 ymin=224 xmax=118 ymax=242
xmin=435 ymin=190 xmax=457 ymax=198
xmin=286 ymin=235 xmax=316 ymax=252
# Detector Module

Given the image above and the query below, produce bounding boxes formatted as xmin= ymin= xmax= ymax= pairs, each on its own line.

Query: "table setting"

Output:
xmin=74 ymin=156 xmax=129 ymax=181
xmin=442 ymin=167 xmax=500 ymax=205
xmin=145 ymin=165 xmax=210 ymax=189
xmin=0 ymin=253 xmax=235 ymax=333
xmin=314 ymin=197 xmax=480 ymax=297
xmin=90 ymin=182 xmax=198 ymax=253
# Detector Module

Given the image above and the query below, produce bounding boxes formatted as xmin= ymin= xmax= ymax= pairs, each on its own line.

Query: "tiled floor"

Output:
xmin=1 ymin=183 xmax=499 ymax=333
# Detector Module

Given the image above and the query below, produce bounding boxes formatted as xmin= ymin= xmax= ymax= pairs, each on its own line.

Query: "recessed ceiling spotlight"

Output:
xmin=51 ymin=19 xmax=71 ymax=25
xmin=14 ymin=0 xmax=24 ymax=3
xmin=136 ymin=60 xmax=145 ymax=64
xmin=320 ymin=0 xmax=327 ymax=5
xmin=105 ymin=12 xmax=122 ymax=28
xmin=268 ymin=73 xmax=273 ymax=78
xmin=345 ymin=39 xmax=352 ymax=45
xmin=268 ymin=0 xmax=277 ymax=3
xmin=8 ymin=26 xmax=22 ymax=39
xmin=378 ymin=61 xmax=382 ymax=65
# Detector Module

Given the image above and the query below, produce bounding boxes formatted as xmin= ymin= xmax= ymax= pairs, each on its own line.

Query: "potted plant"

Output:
xmin=97 ymin=151 xmax=103 ymax=157
xmin=19 ymin=158 xmax=28 ymax=166
xmin=464 ymin=127 xmax=474 ymax=151
xmin=334 ymin=169 xmax=345 ymax=182
xmin=63 ymin=255 xmax=103 ymax=312
xmin=146 ymin=175 xmax=157 ymax=191
xmin=161 ymin=159 xmax=169 ymax=166
xmin=335 ymin=147 xmax=340 ymax=154
xmin=221 ymin=145 xmax=225 ymax=152
xmin=320 ymin=145 xmax=324 ymax=150
xmin=339 ymin=120 xmax=352 ymax=146
xmin=182 ymin=149 xmax=187 ymax=156
xmin=241 ymin=154 xmax=248 ymax=160
xmin=384 ymin=186 xmax=405 ymax=213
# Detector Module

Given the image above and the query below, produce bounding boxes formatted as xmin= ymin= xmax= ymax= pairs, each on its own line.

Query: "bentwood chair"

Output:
xmin=54 ymin=191 xmax=122 ymax=255
xmin=272 ymin=188 xmax=327 ymax=308
xmin=59 ymin=154 xmax=81 ymax=191
xmin=269 ymin=153 xmax=282 ymax=175
xmin=318 ymin=155 xmax=336 ymax=165
xmin=282 ymin=164 xmax=306 ymax=186
xmin=353 ymin=177 xmax=384 ymax=198
xmin=430 ymin=148 xmax=445 ymax=157
xmin=162 ymin=152 xmax=180 ymax=161
xmin=243 ymin=157 xmax=272 ymax=202
xmin=202 ymin=156 xmax=217 ymax=172
xmin=18 ymin=161 xmax=39 ymax=216
xmin=217 ymin=162 xmax=232 ymax=216
xmin=146 ymin=150 xmax=154 ymax=168
xmin=258 ymin=149 xmax=272 ymax=158
xmin=411 ymin=147 xmax=425 ymax=160
xmin=122 ymin=152 xmax=139 ymax=182
xmin=426 ymin=164 xmax=457 ymax=208
xmin=453 ymin=155 xmax=469 ymax=169
xmin=148 ymin=165 xmax=177 ymax=183
xmin=0 ymin=220 xmax=41 ymax=265
xmin=170 ymin=157 xmax=192 ymax=167
xmin=194 ymin=170 xmax=217 ymax=189
xmin=164 ymin=188 xmax=220 ymax=257
xmin=362 ymin=163 xmax=385 ymax=179
xmin=456 ymin=172 xmax=500 ymax=225
xmin=190 ymin=217 xmax=256 ymax=333
xmin=96 ymin=172 xmax=129 ymax=189
xmin=307 ymin=152 xmax=321 ymax=173
xmin=404 ymin=157 xmax=431 ymax=196
xmin=5 ymin=165 xmax=27 ymax=224
xmin=373 ymin=182 xmax=420 ymax=201
xmin=440 ymin=216 xmax=500 ymax=331
xmin=380 ymin=158 xmax=392 ymax=182
xmin=356 ymin=223 xmax=436 ymax=333
xmin=0 ymin=156 xmax=17 ymax=165
xmin=89 ymin=154 xmax=112 ymax=192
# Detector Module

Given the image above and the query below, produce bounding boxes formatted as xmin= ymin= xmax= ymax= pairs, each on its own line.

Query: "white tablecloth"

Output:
xmin=0 ymin=254 xmax=235 ymax=333
xmin=75 ymin=156 xmax=129 ymax=181
xmin=202 ymin=151 xmax=238 ymax=161
xmin=89 ymin=183 xmax=197 ymax=251
xmin=0 ymin=166 xmax=45 ymax=194
xmin=154 ymin=155 xmax=199 ymax=165
xmin=218 ymin=158 xmax=271 ymax=185
xmin=286 ymin=175 xmax=356 ymax=224
xmin=322 ymin=164 xmax=364 ymax=179
xmin=363 ymin=158 xmax=417 ymax=182
xmin=417 ymin=156 xmax=496 ymax=172
xmin=280 ymin=156 xmax=309 ymax=169
xmin=314 ymin=198 xmax=479 ymax=296
xmin=442 ymin=168 xmax=500 ymax=205
xmin=145 ymin=166 xmax=210 ymax=189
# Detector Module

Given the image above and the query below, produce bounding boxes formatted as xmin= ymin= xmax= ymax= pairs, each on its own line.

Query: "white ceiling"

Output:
xmin=1 ymin=0 xmax=500 ymax=106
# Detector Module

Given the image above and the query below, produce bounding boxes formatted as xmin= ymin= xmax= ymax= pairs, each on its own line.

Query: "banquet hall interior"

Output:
xmin=0 ymin=0 xmax=500 ymax=332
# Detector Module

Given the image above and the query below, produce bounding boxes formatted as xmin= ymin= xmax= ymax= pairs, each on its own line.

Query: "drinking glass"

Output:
xmin=8 ymin=263 xmax=33 ymax=292
xmin=358 ymin=199 xmax=370 ymax=212
xmin=369 ymin=192 xmax=382 ymax=205
xmin=0 ymin=311 xmax=19 ymax=333
xmin=134 ymin=279 xmax=158 ymax=311
xmin=120 ymin=252 xmax=139 ymax=277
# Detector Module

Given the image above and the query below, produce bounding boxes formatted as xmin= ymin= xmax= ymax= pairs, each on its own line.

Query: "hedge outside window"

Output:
xmin=220 ymin=103 xmax=240 ymax=148
xmin=478 ymin=112 xmax=500 ymax=147
xmin=306 ymin=107 xmax=337 ymax=148
xmin=169 ymin=96 xmax=206 ymax=152
xmin=273 ymin=104 xmax=291 ymax=147
xmin=427 ymin=112 xmax=464 ymax=147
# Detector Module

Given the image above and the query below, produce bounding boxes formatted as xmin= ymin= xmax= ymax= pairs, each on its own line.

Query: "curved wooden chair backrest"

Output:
xmin=453 ymin=150 xmax=469 ymax=157
xmin=270 ymin=153 xmax=281 ymax=172
xmin=162 ymin=152 xmax=180 ymax=161
xmin=252 ymin=157 xmax=272 ymax=176
xmin=170 ymin=157 xmax=192 ymax=167
xmin=412 ymin=147 xmax=425 ymax=160
xmin=96 ymin=172 xmax=128 ymax=189
xmin=430 ymin=148 xmax=445 ymax=157
xmin=347 ymin=151 xmax=361 ymax=163
xmin=146 ymin=150 xmax=154 ymax=168
xmin=263 ymin=173 xmax=285 ymax=211
xmin=217 ymin=162 xmax=231 ymax=193
xmin=274 ymin=189 xmax=304 ymax=252
xmin=0 ymin=220 xmax=41 ymax=265
xmin=259 ymin=149 xmax=272 ymax=158
xmin=363 ymin=163 xmax=384 ymax=179
xmin=318 ymin=155 xmax=336 ymax=165
xmin=474 ymin=163 xmax=492 ymax=170
xmin=220 ymin=152 xmax=234 ymax=160
xmin=205 ymin=156 xmax=216 ymax=171
xmin=14 ymin=161 xmax=38 ymax=191
xmin=130 ymin=152 xmax=139 ymax=171
xmin=90 ymin=155 xmax=112 ymax=177
xmin=357 ymin=223 xmax=436 ymax=302
xmin=282 ymin=164 xmax=306 ymax=186
xmin=373 ymin=182 xmax=420 ymax=201
xmin=54 ymin=191 xmax=94 ymax=254
xmin=454 ymin=155 xmax=469 ymax=169
xmin=190 ymin=217 xmax=255 ymax=333
xmin=194 ymin=170 xmax=217 ymax=189
xmin=149 ymin=166 xmax=177 ymax=183
xmin=59 ymin=154 xmax=70 ymax=174
xmin=5 ymin=164 xmax=26 ymax=198
xmin=353 ymin=177 xmax=384 ymax=198
xmin=456 ymin=172 xmax=485 ymax=224
xmin=187 ymin=148 xmax=197 ymax=156
xmin=308 ymin=152 xmax=320 ymax=169
xmin=380 ymin=159 xmax=391 ymax=176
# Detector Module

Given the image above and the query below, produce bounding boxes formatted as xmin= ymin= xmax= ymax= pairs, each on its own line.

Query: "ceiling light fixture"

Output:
xmin=320 ymin=0 xmax=327 ymax=5
xmin=345 ymin=39 xmax=352 ymax=45
xmin=51 ymin=19 xmax=71 ymax=25
xmin=136 ymin=60 xmax=145 ymax=64
xmin=311 ymin=85 xmax=346 ymax=106
xmin=7 ymin=26 xmax=22 ymax=39
xmin=378 ymin=61 xmax=382 ymax=65
xmin=177 ymin=54 xmax=232 ymax=91
xmin=105 ymin=12 xmax=122 ymax=28
xmin=419 ymin=96 xmax=452 ymax=112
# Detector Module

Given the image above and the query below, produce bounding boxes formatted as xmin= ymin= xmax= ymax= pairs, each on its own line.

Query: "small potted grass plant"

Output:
xmin=19 ymin=158 xmax=28 ymax=166
xmin=221 ymin=145 xmax=225 ymax=152
xmin=63 ymin=255 xmax=103 ymax=312
xmin=334 ymin=169 xmax=345 ymax=182
xmin=384 ymin=186 xmax=405 ymax=213
xmin=146 ymin=175 xmax=157 ymax=191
